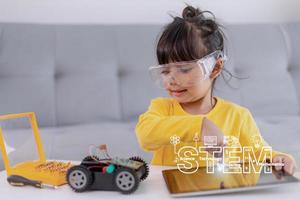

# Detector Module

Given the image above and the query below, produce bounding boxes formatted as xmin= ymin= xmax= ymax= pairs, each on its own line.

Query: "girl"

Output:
xmin=135 ymin=5 xmax=297 ymax=174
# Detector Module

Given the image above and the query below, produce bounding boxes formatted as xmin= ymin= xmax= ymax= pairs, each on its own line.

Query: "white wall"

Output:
xmin=0 ymin=0 xmax=299 ymax=24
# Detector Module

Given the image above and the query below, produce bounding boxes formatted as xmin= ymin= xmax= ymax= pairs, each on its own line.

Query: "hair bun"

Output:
xmin=182 ymin=5 xmax=202 ymax=20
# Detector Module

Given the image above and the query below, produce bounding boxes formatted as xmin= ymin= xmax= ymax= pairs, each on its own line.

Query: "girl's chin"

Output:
xmin=171 ymin=95 xmax=190 ymax=103
xmin=170 ymin=94 xmax=203 ymax=103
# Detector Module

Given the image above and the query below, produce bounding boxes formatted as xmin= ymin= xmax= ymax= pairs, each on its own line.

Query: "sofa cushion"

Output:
xmin=256 ymin=115 xmax=300 ymax=162
xmin=116 ymin=25 xmax=167 ymax=120
xmin=55 ymin=25 xmax=121 ymax=125
xmin=49 ymin=121 xmax=152 ymax=162
xmin=0 ymin=24 xmax=56 ymax=126
xmin=214 ymin=24 xmax=299 ymax=116
xmin=282 ymin=23 xmax=300 ymax=114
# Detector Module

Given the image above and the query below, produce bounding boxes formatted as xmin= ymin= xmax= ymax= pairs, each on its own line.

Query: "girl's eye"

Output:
xmin=160 ymin=70 xmax=170 ymax=75
xmin=180 ymin=67 xmax=193 ymax=73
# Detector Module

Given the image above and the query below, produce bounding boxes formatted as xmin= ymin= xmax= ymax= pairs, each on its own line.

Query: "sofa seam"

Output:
xmin=278 ymin=24 xmax=292 ymax=69
xmin=114 ymin=26 xmax=125 ymax=121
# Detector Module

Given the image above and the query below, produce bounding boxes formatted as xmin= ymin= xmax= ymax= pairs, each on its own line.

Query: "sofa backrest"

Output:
xmin=215 ymin=24 xmax=300 ymax=116
xmin=0 ymin=23 xmax=299 ymax=127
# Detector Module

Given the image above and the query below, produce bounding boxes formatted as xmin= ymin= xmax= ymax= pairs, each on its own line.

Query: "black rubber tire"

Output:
xmin=114 ymin=167 xmax=139 ymax=194
xmin=129 ymin=156 xmax=149 ymax=181
xmin=66 ymin=165 xmax=93 ymax=192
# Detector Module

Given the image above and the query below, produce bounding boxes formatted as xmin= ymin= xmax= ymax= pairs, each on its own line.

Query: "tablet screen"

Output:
xmin=162 ymin=165 xmax=299 ymax=196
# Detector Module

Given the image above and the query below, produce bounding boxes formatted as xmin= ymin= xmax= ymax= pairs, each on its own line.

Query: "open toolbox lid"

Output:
xmin=0 ymin=112 xmax=71 ymax=186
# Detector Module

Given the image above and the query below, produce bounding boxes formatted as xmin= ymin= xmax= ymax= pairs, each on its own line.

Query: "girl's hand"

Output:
xmin=272 ymin=154 xmax=297 ymax=175
xmin=201 ymin=118 xmax=225 ymax=157
xmin=201 ymin=117 xmax=225 ymax=146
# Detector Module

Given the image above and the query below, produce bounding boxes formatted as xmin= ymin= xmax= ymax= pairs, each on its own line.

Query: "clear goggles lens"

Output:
xmin=149 ymin=50 xmax=226 ymax=88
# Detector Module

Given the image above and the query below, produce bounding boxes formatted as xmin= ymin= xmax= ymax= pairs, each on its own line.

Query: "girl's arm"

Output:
xmin=239 ymin=108 xmax=279 ymax=159
xmin=135 ymin=98 xmax=204 ymax=151
xmin=239 ymin=108 xmax=297 ymax=174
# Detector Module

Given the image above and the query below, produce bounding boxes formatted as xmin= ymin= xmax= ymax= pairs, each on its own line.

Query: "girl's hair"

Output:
xmin=157 ymin=5 xmax=225 ymax=64
xmin=156 ymin=5 xmax=236 ymax=105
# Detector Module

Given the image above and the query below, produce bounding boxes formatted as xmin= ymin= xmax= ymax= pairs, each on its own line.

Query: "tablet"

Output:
xmin=162 ymin=165 xmax=299 ymax=197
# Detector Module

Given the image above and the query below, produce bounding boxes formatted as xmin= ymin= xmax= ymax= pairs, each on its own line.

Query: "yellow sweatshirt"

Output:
xmin=135 ymin=96 xmax=282 ymax=166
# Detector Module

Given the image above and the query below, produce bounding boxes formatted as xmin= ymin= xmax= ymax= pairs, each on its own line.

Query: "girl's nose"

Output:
xmin=169 ymin=75 xmax=180 ymax=86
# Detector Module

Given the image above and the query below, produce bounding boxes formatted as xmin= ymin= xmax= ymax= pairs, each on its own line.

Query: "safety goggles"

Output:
xmin=149 ymin=50 xmax=226 ymax=88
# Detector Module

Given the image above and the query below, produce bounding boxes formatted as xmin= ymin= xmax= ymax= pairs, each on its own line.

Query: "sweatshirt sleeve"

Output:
xmin=135 ymin=98 xmax=204 ymax=151
xmin=239 ymin=108 xmax=286 ymax=161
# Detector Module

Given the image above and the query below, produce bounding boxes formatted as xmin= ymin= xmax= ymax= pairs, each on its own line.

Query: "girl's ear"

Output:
xmin=209 ymin=59 xmax=224 ymax=79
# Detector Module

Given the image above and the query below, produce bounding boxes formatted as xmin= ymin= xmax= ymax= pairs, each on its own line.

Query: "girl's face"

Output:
xmin=165 ymin=74 xmax=212 ymax=103
xmin=163 ymin=59 xmax=223 ymax=103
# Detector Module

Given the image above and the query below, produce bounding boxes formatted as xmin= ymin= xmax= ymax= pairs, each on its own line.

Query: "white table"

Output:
xmin=0 ymin=166 xmax=300 ymax=200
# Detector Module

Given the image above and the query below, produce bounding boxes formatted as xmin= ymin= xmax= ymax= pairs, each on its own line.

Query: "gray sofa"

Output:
xmin=0 ymin=23 xmax=299 ymax=170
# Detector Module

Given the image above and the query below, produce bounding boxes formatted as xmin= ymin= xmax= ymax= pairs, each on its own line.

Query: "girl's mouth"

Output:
xmin=170 ymin=89 xmax=188 ymax=97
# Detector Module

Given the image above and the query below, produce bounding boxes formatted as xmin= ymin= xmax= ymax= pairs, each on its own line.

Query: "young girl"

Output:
xmin=135 ymin=5 xmax=297 ymax=174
